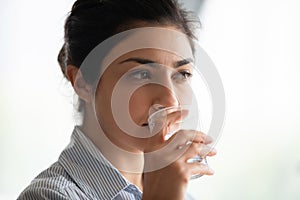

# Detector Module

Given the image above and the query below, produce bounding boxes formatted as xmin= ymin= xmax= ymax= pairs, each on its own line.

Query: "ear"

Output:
xmin=66 ymin=65 xmax=93 ymax=103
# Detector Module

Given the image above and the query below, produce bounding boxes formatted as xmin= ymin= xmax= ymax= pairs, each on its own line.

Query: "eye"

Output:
xmin=129 ymin=69 xmax=151 ymax=80
xmin=172 ymin=70 xmax=193 ymax=82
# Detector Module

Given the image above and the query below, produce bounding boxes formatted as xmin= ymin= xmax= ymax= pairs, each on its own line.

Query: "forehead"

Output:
xmin=100 ymin=27 xmax=193 ymax=71
xmin=80 ymin=27 xmax=193 ymax=83
xmin=113 ymin=48 xmax=186 ymax=65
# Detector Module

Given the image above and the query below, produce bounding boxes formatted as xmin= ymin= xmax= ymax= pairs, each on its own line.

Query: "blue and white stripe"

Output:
xmin=18 ymin=126 xmax=195 ymax=200
xmin=18 ymin=126 xmax=142 ymax=200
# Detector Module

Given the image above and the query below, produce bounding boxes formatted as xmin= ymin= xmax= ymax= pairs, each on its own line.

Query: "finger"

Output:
xmin=194 ymin=132 xmax=213 ymax=144
xmin=179 ymin=143 xmax=217 ymax=158
xmin=164 ymin=110 xmax=188 ymax=131
xmin=187 ymin=131 xmax=213 ymax=145
xmin=196 ymin=145 xmax=217 ymax=157
xmin=189 ymin=162 xmax=214 ymax=176
xmin=168 ymin=130 xmax=212 ymax=146
xmin=206 ymin=148 xmax=217 ymax=156
xmin=150 ymin=110 xmax=183 ymax=141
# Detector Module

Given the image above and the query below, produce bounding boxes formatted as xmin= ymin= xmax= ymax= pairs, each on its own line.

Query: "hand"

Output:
xmin=142 ymin=128 xmax=217 ymax=200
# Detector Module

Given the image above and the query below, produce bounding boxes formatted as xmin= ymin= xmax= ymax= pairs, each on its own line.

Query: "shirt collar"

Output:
xmin=59 ymin=126 xmax=132 ymax=199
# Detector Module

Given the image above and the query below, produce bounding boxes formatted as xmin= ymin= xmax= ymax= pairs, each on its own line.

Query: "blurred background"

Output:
xmin=1 ymin=0 xmax=300 ymax=199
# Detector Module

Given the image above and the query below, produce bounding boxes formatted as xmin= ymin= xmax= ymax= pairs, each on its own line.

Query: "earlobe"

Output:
xmin=66 ymin=65 xmax=93 ymax=104
xmin=66 ymin=65 xmax=78 ymax=87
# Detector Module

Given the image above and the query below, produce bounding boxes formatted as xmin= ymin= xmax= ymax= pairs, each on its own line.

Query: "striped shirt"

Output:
xmin=18 ymin=126 xmax=194 ymax=200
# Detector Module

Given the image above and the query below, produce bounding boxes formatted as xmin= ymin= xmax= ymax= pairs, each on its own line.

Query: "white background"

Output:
xmin=1 ymin=0 xmax=300 ymax=199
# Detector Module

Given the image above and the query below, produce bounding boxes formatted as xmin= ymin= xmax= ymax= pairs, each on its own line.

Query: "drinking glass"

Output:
xmin=147 ymin=105 xmax=208 ymax=179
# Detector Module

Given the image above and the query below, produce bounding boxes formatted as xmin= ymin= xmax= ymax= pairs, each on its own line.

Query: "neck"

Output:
xmin=79 ymin=106 xmax=145 ymax=191
xmin=122 ymin=172 xmax=144 ymax=191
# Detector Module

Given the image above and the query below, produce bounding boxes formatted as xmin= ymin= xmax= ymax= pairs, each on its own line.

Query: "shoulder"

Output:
xmin=17 ymin=162 xmax=88 ymax=200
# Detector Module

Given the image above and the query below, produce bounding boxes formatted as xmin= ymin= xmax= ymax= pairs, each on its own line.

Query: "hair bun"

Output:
xmin=71 ymin=0 xmax=103 ymax=13
xmin=57 ymin=43 xmax=68 ymax=79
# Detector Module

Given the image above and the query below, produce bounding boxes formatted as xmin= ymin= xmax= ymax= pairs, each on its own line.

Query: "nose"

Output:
xmin=152 ymin=85 xmax=179 ymax=109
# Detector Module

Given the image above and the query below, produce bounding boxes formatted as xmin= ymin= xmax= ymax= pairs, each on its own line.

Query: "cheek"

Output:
xmin=94 ymin=78 xmax=118 ymax=130
xmin=175 ymin=85 xmax=194 ymax=105
xmin=129 ymin=87 xmax=152 ymax=124
xmin=94 ymin=87 xmax=112 ymax=123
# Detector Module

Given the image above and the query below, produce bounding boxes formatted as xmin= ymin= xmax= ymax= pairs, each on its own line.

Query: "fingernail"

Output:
xmin=205 ymin=135 xmax=213 ymax=143
xmin=211 ymin=148 xmax=217 ymax=154
xmin=208 ymin=167 xmax=214 ymax=174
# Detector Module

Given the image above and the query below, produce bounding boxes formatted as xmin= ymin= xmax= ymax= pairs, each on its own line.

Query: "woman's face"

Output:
xmin=93 ymin=28 xmax=194 ymax=152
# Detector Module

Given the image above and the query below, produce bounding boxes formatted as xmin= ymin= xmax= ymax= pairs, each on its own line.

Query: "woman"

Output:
xmin=18 ymin=0 xmax=216 ymax=199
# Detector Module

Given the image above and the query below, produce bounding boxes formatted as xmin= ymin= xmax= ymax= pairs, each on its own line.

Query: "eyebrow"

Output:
xmin=174 ymin=58 xmax=193 ymax=68
xmin=119 ymin=57 xmax=193 ymax=68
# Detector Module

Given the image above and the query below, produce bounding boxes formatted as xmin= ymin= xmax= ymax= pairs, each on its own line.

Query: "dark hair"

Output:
xmin=58 ymin=0 xmax=200 ymax=83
